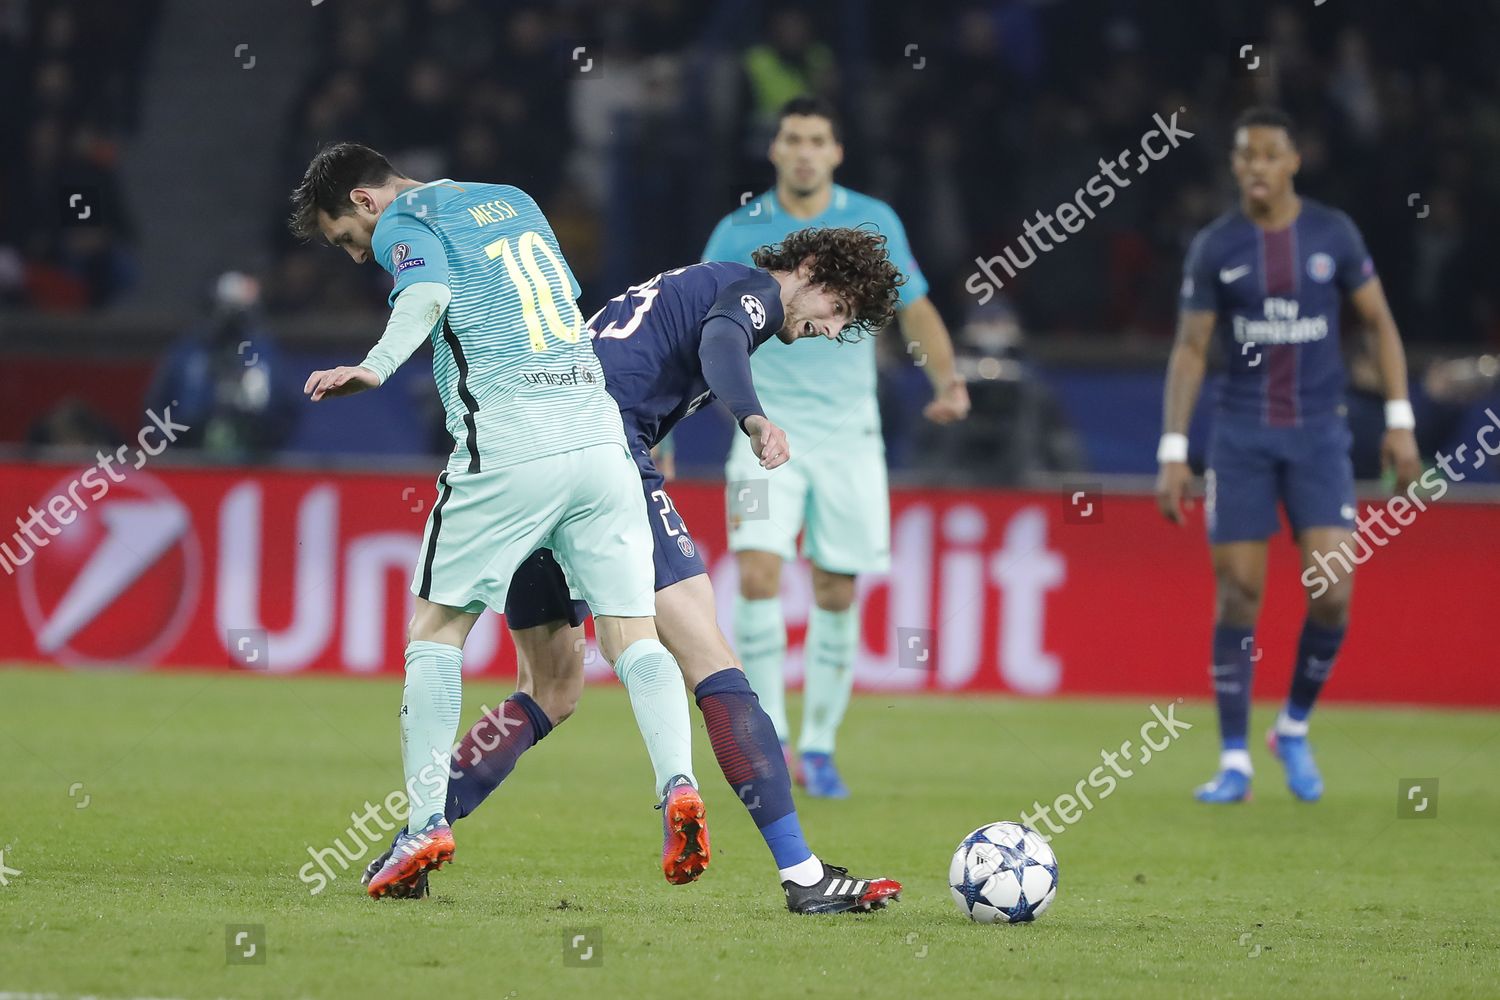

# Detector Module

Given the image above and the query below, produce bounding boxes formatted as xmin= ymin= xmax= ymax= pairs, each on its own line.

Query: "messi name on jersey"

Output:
xmin=466 ymin=198 xmax=520 ymax=226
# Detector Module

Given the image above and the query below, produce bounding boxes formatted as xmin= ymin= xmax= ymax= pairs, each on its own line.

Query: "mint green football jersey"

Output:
xmin=372 ymin=179 xmax=623 ymax=474
xmin=701 ymin=185 xmax=928 ymax=438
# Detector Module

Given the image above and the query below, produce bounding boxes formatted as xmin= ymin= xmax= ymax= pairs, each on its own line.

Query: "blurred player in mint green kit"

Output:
xmin=290 ymin=144 xmax=702 ymax=897
xmin=702 ymin=97 xmax=971 ymax=797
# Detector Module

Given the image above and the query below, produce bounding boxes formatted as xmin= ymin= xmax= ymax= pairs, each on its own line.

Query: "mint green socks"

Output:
xmin=612 ymin=638 xmax=696 ymax=796
xmin=798 ymin=606 xmax=858 ymax=755
xmin=735 ymin=594 xmax=789 ymax=742
xmin=401 ymin=640 xmax=464 ymax=829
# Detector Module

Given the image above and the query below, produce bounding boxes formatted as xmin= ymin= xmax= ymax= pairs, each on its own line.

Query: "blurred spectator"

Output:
xmin=1418 ymin=352 xmax=1500 ymax=484
xmin=145 ymin=272 xmax=301 ymax=460
xmin=2 ymin=0 xmax=158 ymax=310
xmin=740 ymin=8 xmax=836 ymax=143
xmin=888 ymin=295 xmax=1084 ymax=482
xmin=25 ymin=397 xmax=121 ymax=453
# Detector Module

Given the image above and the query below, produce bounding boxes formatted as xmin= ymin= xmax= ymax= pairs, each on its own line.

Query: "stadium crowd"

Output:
xmin=0 ymin=0 xmax=161 ymax=309
xmin=3 ymin=0 xmax=1498 ymax=478
xmin=265 ymin=0 xmax=1498 ymax=352
xmin=4 ymin=0 xmax=1495 ymax=350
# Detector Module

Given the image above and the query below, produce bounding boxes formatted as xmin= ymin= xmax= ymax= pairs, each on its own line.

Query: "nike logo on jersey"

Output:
xmin=1219 ymin=265 xmax=1252 ymax=284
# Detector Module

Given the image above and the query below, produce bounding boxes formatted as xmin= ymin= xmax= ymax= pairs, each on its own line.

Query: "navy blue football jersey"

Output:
xmin=1180 ymin=198 xmax=1376 ymax=427
xmin=584 ymin=261 xmax=785 ymax=446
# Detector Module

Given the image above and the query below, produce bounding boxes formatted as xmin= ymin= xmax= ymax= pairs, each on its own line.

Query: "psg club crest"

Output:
xmin=1306 ymin=252 xmax=1335 ymax=284
xmin=677 ymin=534 xmax=696 ymax=558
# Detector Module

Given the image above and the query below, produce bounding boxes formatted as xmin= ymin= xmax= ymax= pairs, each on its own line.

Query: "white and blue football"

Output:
xmin=949 ymin=821 xmax=1059 ymax=924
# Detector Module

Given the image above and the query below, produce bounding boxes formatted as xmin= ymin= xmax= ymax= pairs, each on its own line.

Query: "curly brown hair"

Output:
xmin=751 ymin=226 xmax=905 ymax=341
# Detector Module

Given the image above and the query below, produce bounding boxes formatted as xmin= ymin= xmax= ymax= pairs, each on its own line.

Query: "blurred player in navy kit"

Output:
xmin=1155 ymin=107 xmax=1422 ymax=804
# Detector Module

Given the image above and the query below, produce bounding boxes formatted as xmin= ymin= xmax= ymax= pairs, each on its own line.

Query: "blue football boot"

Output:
xmin=800 ymin=751 xmax=850 ymax=799
xmin=1267 ymin=728 xmax=1323 ymax=802
xmin=1193 ymin=768 xmax=1252 ymax=803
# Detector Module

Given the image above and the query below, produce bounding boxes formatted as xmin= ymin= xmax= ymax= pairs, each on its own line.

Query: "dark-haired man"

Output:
xmin=1156 ymin=107 xmax=1421 ymax=804
xmin=291 ymin=143 xmax=712 ymax=897
xmin=703 ymin=96 xmax=969 ymax=798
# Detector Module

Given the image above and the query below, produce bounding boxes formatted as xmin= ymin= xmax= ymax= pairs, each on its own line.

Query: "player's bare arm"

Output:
xmin=896 ymin=295 xmax=970 ymax=423
xmin=1349 ymin=277 xmax=1421 ymax=491
xmin=1155 ymin=309 xmax=1216 ymax=524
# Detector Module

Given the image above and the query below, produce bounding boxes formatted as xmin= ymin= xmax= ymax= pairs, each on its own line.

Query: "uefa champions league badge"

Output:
xmin=740 ymin=295 xmax=766 ymax=329
xmin=1306 ymin=252 xmax=1335 ymax=283
xmin=391 ymin=243 xmax=410 ymax=267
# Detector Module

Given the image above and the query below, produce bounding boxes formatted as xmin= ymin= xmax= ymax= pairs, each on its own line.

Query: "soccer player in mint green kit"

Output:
xmin=703 ymin=97 xmax=971 ymax=797
xmin=289 ymin=144 xmax=706 ymax=898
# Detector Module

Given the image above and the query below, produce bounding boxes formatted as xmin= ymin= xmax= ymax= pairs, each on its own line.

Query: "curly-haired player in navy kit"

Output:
xmin=1156 ymin=107 xmax=1422 ymax=804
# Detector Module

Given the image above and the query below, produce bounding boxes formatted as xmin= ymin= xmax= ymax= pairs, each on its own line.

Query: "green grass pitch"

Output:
xmin=1 ymin=666 xmax=1497 ymax=998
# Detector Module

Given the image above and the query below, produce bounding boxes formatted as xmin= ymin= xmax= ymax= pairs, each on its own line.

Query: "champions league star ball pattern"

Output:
xmin=949 ymin=822 xmax=1059 ymax=924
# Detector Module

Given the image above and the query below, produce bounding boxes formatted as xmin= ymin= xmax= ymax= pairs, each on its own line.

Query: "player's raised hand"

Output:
xmin=924 ymin=377 xmax=971 ymax=424
xmin=1381 ymin=428 xmax=1422 ymax=493
xmin=304 ymin=365 xmax=380 ymax=402
xmin=744 ymin=414 xmax=790 ymax=469
xmin=1155 ymin=462 xmax=1193 ymax=525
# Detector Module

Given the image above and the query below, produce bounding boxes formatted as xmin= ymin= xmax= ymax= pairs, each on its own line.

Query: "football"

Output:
xmin=949 ymin=822 xmax=1059 ymax=924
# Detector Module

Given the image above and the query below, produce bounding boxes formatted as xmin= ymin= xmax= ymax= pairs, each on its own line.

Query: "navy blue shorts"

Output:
xmin=1205 ymin=415 xmax=1356 ymax=544
xmin=503 ymin=433 xmax=707 ymax=630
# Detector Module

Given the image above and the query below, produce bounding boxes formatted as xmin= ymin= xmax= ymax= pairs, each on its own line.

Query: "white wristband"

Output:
xmin=1385 ymin=399 xmax=1416 ymax=431
xmin=1157 ymin=432 xmax=1189 ymax=464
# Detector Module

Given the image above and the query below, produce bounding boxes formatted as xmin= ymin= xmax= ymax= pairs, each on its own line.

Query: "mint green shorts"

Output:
xmin=412 ymin=442 xmax=656 ymax=617
xmin=724 ymin=428 xmax=891 ymax=575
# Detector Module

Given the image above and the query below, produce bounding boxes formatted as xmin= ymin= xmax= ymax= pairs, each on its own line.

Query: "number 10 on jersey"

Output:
xmin=485 ymin=231 xmax=583 ymax=353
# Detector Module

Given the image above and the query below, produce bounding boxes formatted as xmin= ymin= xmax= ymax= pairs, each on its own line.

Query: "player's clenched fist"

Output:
xmin=1155 ymin=461 xmax=1193 ymax=525
xmin=923 ymin=377 xmax=971 ymax=424
xmin=304 ymin=365 xmax=380 ymax=401
xmin=744 ymin=414 xmax=790 ymax=470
